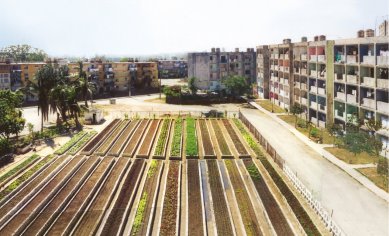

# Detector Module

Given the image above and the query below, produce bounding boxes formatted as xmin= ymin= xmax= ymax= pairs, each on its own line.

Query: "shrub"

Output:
xmin=297 ymin=120 xmax=307 ymax=128
xmin=377 ymin=157 xmax=389 ymax=176
xmin=310 ymin=127 xmax=320 ymax=138
xmin=0 ymin=138 xmax=12 ymax=156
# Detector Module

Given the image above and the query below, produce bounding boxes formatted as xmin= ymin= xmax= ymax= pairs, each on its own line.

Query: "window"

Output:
xmin=210 ymin=56 xmax=213 ymax=60
xmin=245 ymin=70 xmax=251 ymax=75
xmin=220 ymin=56 xmax=227 ymax=63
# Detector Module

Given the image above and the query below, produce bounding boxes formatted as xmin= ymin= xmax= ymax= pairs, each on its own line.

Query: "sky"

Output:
xmin=0 ymin=0 xmax=388 ymax=57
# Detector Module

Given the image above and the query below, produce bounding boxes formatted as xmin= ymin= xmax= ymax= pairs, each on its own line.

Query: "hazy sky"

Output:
xmin=1 ymin=0 xmax=388 ymax=57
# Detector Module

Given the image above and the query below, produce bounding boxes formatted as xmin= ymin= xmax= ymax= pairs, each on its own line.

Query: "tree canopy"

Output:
xmin=222 ymin=75 xmax=249 ymax=96
xmin=0 ymin=44 xmax=47 ymax=62
xmin=0 ymin=90 xmax=25 ymax=139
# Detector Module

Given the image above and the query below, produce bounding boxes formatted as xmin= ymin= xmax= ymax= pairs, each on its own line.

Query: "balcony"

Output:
xmin=301 ymin=83 xmax=307 ymax=90
xmin=279 ymin=66 xmax=284 ymax=71
xmin=347 ymin=75 xmax=358 ymax=84
xmin=310 ymin=101 xmax=317 ymax=109
xmin=318 ymin=87 xmax=326 ymax=95
xmin=311 ymin=117 xmax=318 ymax=125
xmin=285 ymin=54 xmax=289 ymax=60
xmin=310 ymin=85 xmax=318 ymax=93
xmin=284 ymin=79 xmax=289 ymax=85
xmin=275 ymin=65 xmax=279 ymax=70
xmin=377 ymin=79 xmax=389 ymax=89
xmin=347 ymin=94 xmax=358 ymax=104
xmin=334 ymin=73 xmax=345 ymax=82
xmin=377 ymin=101 xmax=389 ymax=114
xmin=377 ymin=55 xmax=389 ymax=66
xmin=310 ymin=70 xmax=318 ymax=77
xmin=319 ymin=120 xmax=326 ymax=128
xmin=310 ymin=55 xmax=317 ymax=62
xmin=335 ymin=110 xmax=346 ymax=120
xmin=271 ymin=65 xmax=275 ymax=70
xmin=319 ymin=104 xmax=326 ymax=112
xmin=346 ymin=55 xmax=357 ymax=64
xmin=362 ymin=98 xmax=376 ymax=109
xmin=361 ymin=77 xmax=375 ymax=87
xmin=295 ymin=82 xmax=301 ymax=88
xmin=362 ymin=56 xmax=375 ymax=65
xmin=301 ymin=69 xmax=307 ymax=75
xmin=279 ymin=54 xmax=285 ymax=59
xmin=336 ymin=92 xmax=346 ymax=101
xmin=301 ymin=54 xmax=307 ymax=61
xmin=301 ymin=97 xmax=307 ymax=105
xmin=318 ymin=55 xmax=326 ymax=63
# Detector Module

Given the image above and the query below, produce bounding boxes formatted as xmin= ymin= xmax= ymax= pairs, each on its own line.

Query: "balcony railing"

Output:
xmin=319 ymin=120 xmax=326 ymax=128
xmin=346 ymin=55 xmax=357 ymax=64
xmin=347 ymin=75 xmax=358 ymax=84
xmin=377 ymin=79 xmax=389 ymax=89
xmin=361 ymin=77 xmax=375 ymax=87
xmin=279 ymin=66 xmax=284 ymax=71
xmin=311 ymin=117 xmax=318 ymax=125
xmin=310 ymin=55 xmax=317 ymax=62
xmin=301 ymin=54 xmax=307 ymax=61
xmin=362 ymin=98 xmax=375 ymax=109
xmin=279 ymin=54 xmax=285 ymax=59
xmin=335 ymin=110 xmax=346 ymax=120
xmin=295 ymin=82 xmax=300 ymax=88
xmin=318 ymin=55 xmax=326 ymax=63
xmin=271 ymin=65 xmax=275 ymax=70
xmin=319 ymin=104 xmax=326 ymax=112
xmin=362 ymin=56 xmax=375 ymax=65
xmin=347 ymin=94 xmax=357 ymax=104
xmin=310 ymin=85 xmax=318 ymax=93
xmin=377 ymin=101 xmax=389 ymax=114
xmin=301 ymin=83 xmax=307 ymax=90
xmin=310 ymin=101 xmax=317 ymax=109
xmin=334 ymin=73 xmax=345 ymax=82
xmin=336 ymin=92 xmax=346 ymax=101
xmin=301 ymin=69 xmax=307 ymax=75
xmin=310 ymin=70 xmax=318 ymax=77
xmin=377 ymin=56 xmax=389 ymax=66
xmin=318 ymin=87 xmax=326 ymax=95
xmin=301 ymin=97 xmax=307 ymax=105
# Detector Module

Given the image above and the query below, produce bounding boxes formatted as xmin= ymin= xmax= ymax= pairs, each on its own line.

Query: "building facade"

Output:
xmin=158 ymin=60 xmax=187 ymax=78
xmin=256 ymin=32 xmax=389 ymax=155
xmin=188 ymin=48 xmax=256 ymax=90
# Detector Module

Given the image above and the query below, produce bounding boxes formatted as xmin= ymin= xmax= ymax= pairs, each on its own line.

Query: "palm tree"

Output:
xmin=75 ymin=61 xmax=95 ymax=107
xmin=66 ymin=85 xmax=82 ymax=130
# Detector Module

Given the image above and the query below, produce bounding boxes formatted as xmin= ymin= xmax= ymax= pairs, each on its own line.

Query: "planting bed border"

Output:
xmin=158 ymin=161 xmax=181 ymax=236
xmin=108 ymin=120 xmax=140 ymax=156
xmin=71 ymin=157 xmax=131 ymax=235
xmin=67 ymin=131 xmax=97 ymax=155
xmin=210 ymin=119 xmax=234 ymax=159
xmin=198 ymin=119 xmax=216 ymax=159
xmin=169 ymin=119 xmax=183 ymax=160
xmin=137 ymin=119 xmax=161 ymax=158
xmin=122 ymin=120 xmax=150 ymax=157
xmin=222 ymin=119 xmax=250 ymax=158
xmin=153 ymin=119 xmax=172 ymax=159
xmin=81 ymin=119 xmax=120 ymax=155
xmin=95 ymin=120 xmax=130 ymax=156
xmin=185 ymin=118 xmax=199 ymax=159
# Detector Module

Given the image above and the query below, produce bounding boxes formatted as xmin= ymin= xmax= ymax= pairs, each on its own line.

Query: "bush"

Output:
xmin=297 ymin=120 xmax=307 ymax=128
xmin=0 ymin=138 xmax=12 ymax=156
xmin=377 ymin=157 xmax=389 ymax=176
xmin=310 ymin=127 xmax=320 ymax=138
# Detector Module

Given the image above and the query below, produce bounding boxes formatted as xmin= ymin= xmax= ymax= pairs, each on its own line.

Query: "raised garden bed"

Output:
xmin=95 ymin=120 xmax=130 ymax=156
xmin=210 ymin=120 xmax=233 ymax=158
xmin=153 ymin=119 xmax=172 ymax=158
xmin=236 ymin=118 xmax=321 ymax=236
xmin=224 ymin=160 xmax=262 ymax=235
xmin=199 ymin=120 xmax=215 ymax=158
xmin=130 ymin=160 xmax=163 ymax=235
xmin=0 ymin=154 xmax=40 ymax=189
xmin=187 ymin=160 xmax=204 ymax=236
xmin=122 ymin=120 xmax=150 ymax=157
xmin=242 ymin=159 xmax=293 ymax=235
xmin=108 ymin=121 xmax=140 ymax=156
xmin=185 ymin=118 xmax=198 ymax=158
xmin=206 ymin=160 xmax=233 ymax=235
xmin=159 ymin=161 xmax=180 ymax=236
xmin=0 ymin=156 xmax=86 ymax=235
xmin=170 ymin=119 xmax=183 ymax=159
xmin=21 ymin=156 xmax=100 ymax=235
xmin=137 ymin=119 xmax=161 ymax=158
xmin=0 ymin=154 xmax=60 ymax=209
xmin=46 ymin=157 xmax=114 ymax=236
xmin=222 ymin=119 xmax=250 ymax=158
xmin=100 ymin=159 xmax=145 ymax=236
xmin=81 ymin=119 xmax=120 ymax=155
xmin=55 ymin=131 xmax=87 ymax=155
xmin=67 ymin=131 xmax=97 ymax=155
xmin=72 ymin=157 xmax=131 ymax=235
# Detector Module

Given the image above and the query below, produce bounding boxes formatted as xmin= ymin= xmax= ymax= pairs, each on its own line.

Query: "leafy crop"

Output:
xmin=55 ymin=131 xmax=86 ymax=154
xmin=154 ymin=119 xmax=170 ymax=156
xmin=67 ymin=131 xmax=97 ymax=155
xmin=185 ymin=118 xmax=198 ymax=156
xmin=0 ymin=154 xmax=39 ymax=185
xmin=170 ymin=119 xmax=182 ymax=157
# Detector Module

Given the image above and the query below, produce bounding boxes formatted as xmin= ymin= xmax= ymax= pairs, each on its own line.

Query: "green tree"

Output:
xmin=222 ymin=75 xmax=249 ymax=97
xmin=0 ymin=44 xmax=47 ymax=62
xmin=326 ymin=123 xmax=343 ymax=144
xmin=188 ymin=77 xmax=198 ymax=95
xmin=340 ymin=130 xmax=372 ymax=156
xmin=0 ymin=90 xmax=26 ymax=140
xmin=290 ymin=103 xmax=304 ymax=127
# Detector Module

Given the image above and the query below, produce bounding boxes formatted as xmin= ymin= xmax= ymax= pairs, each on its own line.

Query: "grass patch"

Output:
xmin=278 ymin=115 xmax=334 ymax=144
xmin=357 ymin=167 xmax=388 ymax=192
xmin=325 ymin=147 xmax=378 ymax=164
xmin=256 ymin=100 xmax=285 ymax=113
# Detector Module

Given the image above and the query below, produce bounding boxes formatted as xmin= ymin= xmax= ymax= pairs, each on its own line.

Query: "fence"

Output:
xmin=238 ymin=111 xmax=345 ymax=236
xmin=108 ymin=110 xmax=240 ymax=119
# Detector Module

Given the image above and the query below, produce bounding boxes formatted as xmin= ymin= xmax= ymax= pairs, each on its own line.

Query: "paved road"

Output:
xmin=241 ymin=108 xmax=389 ymax=236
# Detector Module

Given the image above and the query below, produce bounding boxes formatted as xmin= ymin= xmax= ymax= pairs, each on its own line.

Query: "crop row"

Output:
xmin=222 ymin=119 xmax=249 ymax=157
xmin=137 ymin=120 xmax=160 ymax=157
xmin=82 ymin=119 xmax=120 ymax=154
xmin=224 ymin=159 xmax=262 ymax=236
xmin=95 ymin=120 xmax=130 ymax=156
xmin=0 ymin=154 xmax=40 ymax=188
xmin=123 ymin=120 xmax=149 ymax=157
xmin=108 ymin=121 xmax=139 ymax=156
xmin=159 ymin=161 xmax=180 ymax=236
xmin=170 ymin=119 xmax=183 ymax=158
xmin=235 ymin=118 xmax=320 ymax=236
xmin=185 ymin=118 xmax=198 ymax=157
xmin=153 ymin=119 xmax=171 ymax=157
xmin=187 ymin=160 xmax=203 ymax=236
xmin=199 ymin=120 xmax=215 ymax=157
xmin=67 ymin=131 xmax=97 ymax=155
xmin=211 ymin=120 xmax=232 ymax=157
xmin=206 ymin=160 xmax=233 ymax=235
xmin=55 ymin=131 xmax=87 ymax=155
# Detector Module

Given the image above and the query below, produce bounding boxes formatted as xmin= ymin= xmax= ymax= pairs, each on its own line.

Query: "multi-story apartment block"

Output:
xmin=158 ymin=60 xmax=187 ymax=78
xmin=188 ymin=48 xmax=256 ymax=91
xmin=0 ymin=64 xmax=11 ymax=90
xmin=256 ymin=29 xmax=389 ymax=155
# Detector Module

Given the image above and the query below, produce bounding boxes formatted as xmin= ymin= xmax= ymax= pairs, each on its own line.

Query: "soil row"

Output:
xmin=137 ymin=119 xmax=161 ymax=157
xmin=199 ymin=119 xmax=215 ymax=158
xmin=100 ymin=159 xmax=145 ymax=236
xmin=95 ymin=120 xmax=130 ymax=156
xmin=159 ymin=161 xmax=180 ymax=236
xmin=153 ymin=119 xmax=172 ymax=158
xmin=72 ymin=157 xmax=130 ymax=235
xmin=123 ymin=120 xmax=150 ymax=157
xmin=222 ymin=119 xmax=250 ymax=157
xmin=187 ymin=160 xmax=204 ymax=236
xmin=81 ymin=119 xmax=120 ymax=155
xmin=108 ymin=120 xmax=140 ymax=156
xmin=210 ymin=120 xmax=233 ymax=158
